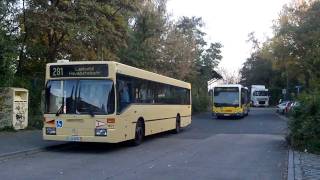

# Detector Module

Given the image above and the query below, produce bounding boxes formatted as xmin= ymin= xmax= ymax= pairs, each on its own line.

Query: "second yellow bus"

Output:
xmin=211 ymin=84 xmax=250 ymax=119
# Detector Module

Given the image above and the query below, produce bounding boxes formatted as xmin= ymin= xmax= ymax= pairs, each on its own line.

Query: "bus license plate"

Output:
xmin=224 ymin=114 xmax=231 ymax=116
xmin=66 ymin=136 xmax=81 ymax=142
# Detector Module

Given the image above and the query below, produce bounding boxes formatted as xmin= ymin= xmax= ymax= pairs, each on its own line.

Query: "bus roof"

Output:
xmin=115 ymin=62 xmax=190 ymax=89
xmin=47 ymin=61 xmax=191 ymax=89
xmin=212 ymin=84 xmax=245 ymax=88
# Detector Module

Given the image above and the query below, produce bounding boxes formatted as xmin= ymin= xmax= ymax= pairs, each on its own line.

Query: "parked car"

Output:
xmin=277 ymin=101 xmax=300 ymax=114
xmin=287 ymin=101 xmax=300 ymax=112
xmin=284 ymin=101 xmax=293 ymax=114
xmin=276 ymin=101 xmax=291 ymax=114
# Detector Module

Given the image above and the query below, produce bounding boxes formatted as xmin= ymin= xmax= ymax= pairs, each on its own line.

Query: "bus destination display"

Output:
xmin=50 ymin=64 xmax=108 ymax=78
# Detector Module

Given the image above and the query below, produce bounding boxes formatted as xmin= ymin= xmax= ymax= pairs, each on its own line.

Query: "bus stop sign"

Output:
xmin=282 ymin=89 xmax=287 ymax=95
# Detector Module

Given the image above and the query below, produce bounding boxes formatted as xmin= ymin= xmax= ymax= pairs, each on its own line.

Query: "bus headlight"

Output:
xmin=46 ymin=127 xmax=56 ymax=135
xmin=95 ymin=129 xmax=107 ymax=136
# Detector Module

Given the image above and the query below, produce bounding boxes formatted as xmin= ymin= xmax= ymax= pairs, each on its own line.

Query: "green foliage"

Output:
xmin=240 ymin=1 xmax=320 ymax=104
xmin=268 ymin=87 xmax=283 ymax=105
xmin=240 ymin=54 xmax=274 ymax=87
xmin=122 ymin=5 xmax=222 ymax=112
xmin=0 ymin=29 xmax=17 ymax=87
xmin=191 ymin=87 xmax=211 ymax=113
xmin=0 ymin=0 xmax=18 ymax=87
xmin=240 ymin=1 xmax=320 ymax=153
xmin=20 ymin=0 xmax=140 ymax=66
xmin=0 ymin=0 xmax=222 ymax=130
xmin=9 ymin=0 xmax=143 ymax=129
xmin=0 ymin=126 xmax=16 ymax=132
xmin=173 ymin=17 xmax=222 ymax=112
xmin=289 ymin=92 xmax=320 ymax=154
xmin=120 ymin=0 xmax=167 ymax=69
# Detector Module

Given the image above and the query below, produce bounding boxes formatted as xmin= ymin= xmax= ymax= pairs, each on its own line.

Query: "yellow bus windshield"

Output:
xmin=214 ymin=87 xmax=240 ymax=107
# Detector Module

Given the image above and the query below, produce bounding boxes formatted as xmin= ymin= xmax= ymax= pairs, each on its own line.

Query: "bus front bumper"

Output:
xmin=213 ymin=112 xmax=244 ymax=117
xmin=43 ymin=128 xmax=126 ymax=143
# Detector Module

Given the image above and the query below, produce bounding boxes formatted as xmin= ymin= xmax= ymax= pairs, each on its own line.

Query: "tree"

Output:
xmin=173 ymin=16 xmax=222 ymax=112
xmin=160 ymin=23 xmax=196 ymax=80
xmin=120 ymin=0 xmax=168 ymax=70
xmin=0 ymin=0 xmax=19 ymax=87
xmin=217 ymin=67 xmax=240 ymax=84
xmin=240 ymin=0 xmax=320 ymax=103
xmin=17 ymin=0 xmax=141 ymax=76
xmin=123 ymin=11 xmax=223 ymax=112
xmin=273 ymin=0 xmax=320 ymax=89
xmin=240 ymin=33 xmax=275 ymax=87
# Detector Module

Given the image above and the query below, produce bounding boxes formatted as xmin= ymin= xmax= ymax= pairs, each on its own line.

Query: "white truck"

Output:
xmin=251 ymin=85 xmax=269 ymax=107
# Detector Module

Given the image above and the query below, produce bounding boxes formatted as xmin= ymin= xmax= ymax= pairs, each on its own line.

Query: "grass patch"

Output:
xmin=0 ymin=126 xmax=17 ymax=132
xmin=288 ymin=92 xmax=320 ymax=154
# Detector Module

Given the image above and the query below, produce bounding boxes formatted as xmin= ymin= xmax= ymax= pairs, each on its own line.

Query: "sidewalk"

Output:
xmin=0 ymin=130 xmax=64 ymax=158
xmin=292 ymin=150 xmax=320 ymax=180
xmin=277 ymin=113 xmax=320 ymax=180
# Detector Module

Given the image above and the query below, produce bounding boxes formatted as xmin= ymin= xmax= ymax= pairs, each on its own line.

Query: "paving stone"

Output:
xmin=297 ymin=152 xmax=320 ymax=180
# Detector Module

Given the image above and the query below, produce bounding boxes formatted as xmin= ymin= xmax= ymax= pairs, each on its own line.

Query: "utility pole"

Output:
xmin=285 ymin=58 xmax=289 ymax=101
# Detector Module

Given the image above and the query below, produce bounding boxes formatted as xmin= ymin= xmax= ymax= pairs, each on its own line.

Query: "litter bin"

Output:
xmin=0 ymin=88 xmax=28 ymax=130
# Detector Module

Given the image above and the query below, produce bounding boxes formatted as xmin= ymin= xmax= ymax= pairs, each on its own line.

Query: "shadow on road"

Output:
xmin=44 ymin=129 xmax=189 ymax=154
xmin=215 ymin=116 xmax=245 ymax=120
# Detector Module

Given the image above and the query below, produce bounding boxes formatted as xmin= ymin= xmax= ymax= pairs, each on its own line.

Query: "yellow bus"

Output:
xmin=211 ymin=84 xmax=250 ymax=118
xmin=43 ymin=61 xmax=191 ymax=145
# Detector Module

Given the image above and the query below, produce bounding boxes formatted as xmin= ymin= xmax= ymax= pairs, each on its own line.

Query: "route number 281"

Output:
xmin=52 ymin=67 xmax=64 ymax=77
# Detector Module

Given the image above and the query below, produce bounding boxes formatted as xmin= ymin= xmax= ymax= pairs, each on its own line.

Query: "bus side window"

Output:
xmin=107 ymin=84 xmax=115 ymax=114
xmin=241 ymin=89 xmax=245 ymax=105
xmin=135 ymin=80 xmax=155 ymax=104
xmin=117 ymin=77 xmax=132 ymax=113
xmin=116 ymin=74 xmax=191 ymax=108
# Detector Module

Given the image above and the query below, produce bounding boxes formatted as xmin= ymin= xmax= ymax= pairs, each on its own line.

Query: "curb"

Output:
xmin=288 ymin=149 xmax=294 ymax=180
xmin=282 ymin=113 xmax=294 ymax=180
xmin=276 ymin=113 xmax=289 ymax=121
xmin=0 ymin=143 xmax=71 ymax=161
xmin=287 ymin=149 xmax=303 ymax=180
xmin=293 ymin=151 xmax=302 ymax=180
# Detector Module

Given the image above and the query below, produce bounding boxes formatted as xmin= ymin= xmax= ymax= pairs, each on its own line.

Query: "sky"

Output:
xmin=167 ymin=0 xmax=291 ymax=73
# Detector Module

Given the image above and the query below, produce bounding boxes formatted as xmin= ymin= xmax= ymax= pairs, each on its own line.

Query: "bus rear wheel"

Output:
xmin=173 ymin=115 xmax=181 ymax=134
xmin=131 ymin=120 xmax=144 ymax=146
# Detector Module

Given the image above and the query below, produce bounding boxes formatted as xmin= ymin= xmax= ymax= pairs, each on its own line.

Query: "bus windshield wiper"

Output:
xmin=89 ymin=107 xmax=95 ymax=117
xmin=56 ymin=104 xmax=63 ymax=116
xmin=56 ymin=98 xmax=65 ymax=116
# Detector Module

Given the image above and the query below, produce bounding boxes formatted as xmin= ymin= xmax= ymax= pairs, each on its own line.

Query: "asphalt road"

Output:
xmin=0 ymin=108 xmax=288 ymax=180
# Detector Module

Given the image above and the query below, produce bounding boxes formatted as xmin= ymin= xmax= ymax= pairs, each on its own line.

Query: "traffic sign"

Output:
xmin=282 ymin=89 xmax=287 ymax=95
